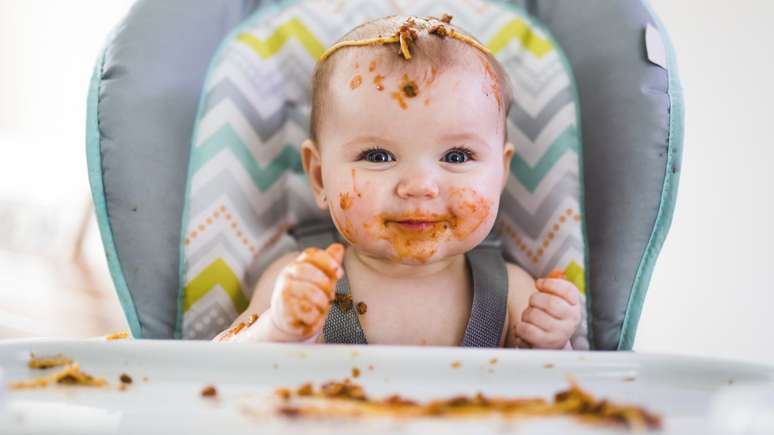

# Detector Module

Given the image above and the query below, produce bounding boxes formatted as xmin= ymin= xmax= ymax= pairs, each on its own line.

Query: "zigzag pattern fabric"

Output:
xmin=181 ymin=0 xmax=587 ymax=345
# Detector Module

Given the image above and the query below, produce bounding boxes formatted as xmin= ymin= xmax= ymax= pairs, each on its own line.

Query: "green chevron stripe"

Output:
xmin=184 ymin=258 xmax=248 ymax=314
xmin=237 ymin=17 xmax=325 ymax=60
xmin=193 ymin=124 xmax=304 ymax=191
xmin=487 ymin=17 xmax=553 ymax=58
xmin=510 ymin=125 xmax=579 ymax=193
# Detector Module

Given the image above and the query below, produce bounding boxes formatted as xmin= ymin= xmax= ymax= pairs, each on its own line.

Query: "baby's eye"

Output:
xmin=357 ymin=147 xmax=395 ymax=163
xmin=441 ymin=147 xmax=475 ymax=164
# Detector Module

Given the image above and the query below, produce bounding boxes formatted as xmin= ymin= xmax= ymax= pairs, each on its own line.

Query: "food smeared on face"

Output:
xmin=391 ymin=91 xmax=408 ymax=110
xmin=336 ymin=187 xmax=491 ymax=263
xmin=373 ymin=74 xmax=385 ymax=91
xmin=339 ymin=192 xmax=353 ymax=210
xmin=401 ymin=74 xmax=419 ymax=98
xmin=350 ymin=74 xmax=363 ymax=89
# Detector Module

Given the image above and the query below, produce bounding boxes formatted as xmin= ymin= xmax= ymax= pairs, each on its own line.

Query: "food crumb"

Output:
xmin=272 ymin=363 xmax=279 ymax=370
xmin=297 ymin=383 xmax=313 ymax=396
xmin=368 ymin=364 xmax=374 ymax=371
xmin=622 ymin=377 xmax=636 ymax=383
xmin=118 ymin=383 xmax=128 ymax=391
xmin=119 ymin=373 xmax=133 ymax=384
xmin=28 ymin=353 xmax=73 ymax=369
xmin=275 ymin=388 xmax=291 ymax=400
xmin=105 ymin=331 xmax=130 ymax=341
xmin=356 ymin=302 xmax=367 ymax=315
xmin=451 ymin=361 xmax=462 ymax=369
xmin=352 ymin=367 xmax=361 ymax=378
xmin=350 ymin=74 xmax=363 ymax=89
xmin=334 ymin=294 xmax=353 ymax=313
xmin=142 ymin=377 xmax=149 ymax=382
xmin=374 ymin=75 xmax=385 ymax=91
xmin=543 ymin=363 xmax=555 ymax=369
xmin=489 ymin=358 xmax=498 ymax=365
xmin=201 ymin=385 xmax=217 ymax=398
xmin=277 ymin=406 xmax=302 ymax=418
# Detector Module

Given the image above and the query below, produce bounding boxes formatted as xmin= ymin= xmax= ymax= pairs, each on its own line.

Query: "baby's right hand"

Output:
xmin=269 ymin=243 xmax=345 ymax=340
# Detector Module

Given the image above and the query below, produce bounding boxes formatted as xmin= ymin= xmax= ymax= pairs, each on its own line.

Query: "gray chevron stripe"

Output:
xmin=539 ymin=235 xmax=585 ymax=277
xmin=189 ymin=171 xmax=289 ymax=232
xmin=204 ymin=79 xmax=289 ymax=142
xmin=186 ymin=236 xmax=251 ymax=278
xmin=500 ymin=174 xmax=580 ymax=238
xmin=507 ymin=94 xmax=574 ymax=141
xmin=502 ymin=58 xmax=566 ymax=97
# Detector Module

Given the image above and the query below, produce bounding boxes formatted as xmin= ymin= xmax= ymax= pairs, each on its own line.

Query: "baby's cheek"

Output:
xmin=447 ymin=187 xmax=492 ymax=240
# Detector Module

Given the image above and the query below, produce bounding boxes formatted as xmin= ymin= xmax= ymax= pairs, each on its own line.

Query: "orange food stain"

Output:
xmin=369 ymin=60 xmax=377 ymax=72
xmin=355 ymin=188 xmax=490 ymax=264
xmin=373 ymin=75 xmax=385 ymax=91
xmin=339 ymin=192 xmax=352 ymax=210
xmin=350 ymin=74 xmax=363 ymax=89
xmin=391 ymin=91 xmax=408 ymax=110
xmin=351 ymin=168 xmax=362 ymax=197
xmin=400 ymin=73 xmax=419 ymax=98
xmin=354 ymin=62 xmax=360 ymax=69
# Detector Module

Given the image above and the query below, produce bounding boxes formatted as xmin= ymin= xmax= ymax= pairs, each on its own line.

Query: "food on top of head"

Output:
xmin=271 ymin=378 xmax=662 ymax=431
xmin=9 ymin=363 xmax=108 ymax=389
xmin=318 ymin=15 xmax=490 ymax=63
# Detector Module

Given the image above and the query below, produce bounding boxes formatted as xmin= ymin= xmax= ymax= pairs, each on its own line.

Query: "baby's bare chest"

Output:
xmin=342 ymin=278 xmax=474 ymax=346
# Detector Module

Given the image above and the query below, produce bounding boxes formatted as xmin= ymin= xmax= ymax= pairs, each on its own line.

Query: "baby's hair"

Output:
xmin=310 ymin=15 xmax=513 ymax=143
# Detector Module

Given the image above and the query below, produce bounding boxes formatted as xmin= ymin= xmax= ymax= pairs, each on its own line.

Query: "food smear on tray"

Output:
xmin=9 ymin=363 xmax=108 ymax=389
xmin=271 ymin=378 xmax=662 ymax=431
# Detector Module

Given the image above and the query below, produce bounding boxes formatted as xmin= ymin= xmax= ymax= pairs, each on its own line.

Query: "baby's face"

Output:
xmin=310 ymin=51 xmax=513 ymax=265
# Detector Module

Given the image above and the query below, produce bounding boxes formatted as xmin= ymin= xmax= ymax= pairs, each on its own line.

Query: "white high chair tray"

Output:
xmin=0 ymin=339 xmax=772 ymax=435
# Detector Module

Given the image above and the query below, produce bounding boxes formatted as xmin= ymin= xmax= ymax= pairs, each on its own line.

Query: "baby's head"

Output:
xmin=301 ymin=15 xmax=515 ymax=265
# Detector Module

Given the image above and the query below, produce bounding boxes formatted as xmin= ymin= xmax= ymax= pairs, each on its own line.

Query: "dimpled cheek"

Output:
xmin=448 ymin=187 xmax=492 ymax=240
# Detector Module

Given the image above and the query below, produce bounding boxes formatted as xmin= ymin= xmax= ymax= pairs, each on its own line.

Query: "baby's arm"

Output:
xmin=213 ymin=244 xmax=344 ymax=343
xmin=504 ymin=264 xmax=581 ymax=350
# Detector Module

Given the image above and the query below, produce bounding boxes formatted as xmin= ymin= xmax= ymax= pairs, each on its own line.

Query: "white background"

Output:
xmin=0 ymin=1 xmax=772 ymax=364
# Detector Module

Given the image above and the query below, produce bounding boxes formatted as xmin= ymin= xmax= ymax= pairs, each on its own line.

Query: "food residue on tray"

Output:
xmin=270 ymin=378 xmax=662 ymax=431
xmin=544 ymin=363 xmax=555 ymax=369
xmin=450 ymin=361 xmax=462 ymax=369
xmin=119 ymin=373 xmax=133 ymax=384
xmin=201 ymin=385 xmax=218 ymax=398
xmin=351 ymin=367 xmax=361 ymax=378
xmin=27 ymin=353 xmax=73 ymax=369
xmin=9 ymin=363 xmax=108 ymax=389
xmin=105 ymin=331 xmax=130 ymax=340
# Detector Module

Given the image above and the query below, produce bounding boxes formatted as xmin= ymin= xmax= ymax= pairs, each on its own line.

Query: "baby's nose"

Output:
xmin=395 ymin=174 xmax=439 ymax=199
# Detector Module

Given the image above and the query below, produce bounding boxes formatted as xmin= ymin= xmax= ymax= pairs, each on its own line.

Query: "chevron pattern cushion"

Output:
xmin=180 ymin=0 xmax=588 ymax=346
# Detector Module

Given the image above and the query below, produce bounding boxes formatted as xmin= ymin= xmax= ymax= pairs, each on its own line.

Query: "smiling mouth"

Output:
xmin=388 ymin=219 xmax=449 ymax=232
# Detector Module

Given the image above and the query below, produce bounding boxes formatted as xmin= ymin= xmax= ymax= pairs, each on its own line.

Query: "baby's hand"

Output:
xmin=269 ymin=243 xmax=345 ymax=340
xmin=515 ymin=271 xmax=581 ymax=350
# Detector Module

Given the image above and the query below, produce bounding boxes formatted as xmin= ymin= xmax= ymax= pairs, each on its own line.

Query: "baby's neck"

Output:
xmin=346 ymin=247 xmax=465 ymax=280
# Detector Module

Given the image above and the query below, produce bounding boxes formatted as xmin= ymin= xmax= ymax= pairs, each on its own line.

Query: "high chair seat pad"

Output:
xmin=87 ymin=0 xmax=681 ymax=350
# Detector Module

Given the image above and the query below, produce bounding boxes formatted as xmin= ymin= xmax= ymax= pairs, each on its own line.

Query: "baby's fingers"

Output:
xmin=285 ymin=262 xmax=336 ymax=299
xmin=535 ymin=277 xmax=579 ymax=306
xmin=284 ymin=279 xmax=331 ymax=312
xmin=528 ymin=291 xmax=574 ymax=320
xmin=298 ymin=244 xmax=345 ymax=281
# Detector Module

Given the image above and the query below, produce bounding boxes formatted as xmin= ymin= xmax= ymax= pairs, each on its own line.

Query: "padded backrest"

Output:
xmin=87 ymin=0 xmax=682 ymax=349
xmin=179 ymin=0 xmax=588 ymax=343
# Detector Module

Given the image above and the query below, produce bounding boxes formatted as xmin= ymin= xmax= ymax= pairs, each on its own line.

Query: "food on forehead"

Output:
xmin=270 ymin=378 xmax=662 ymax=430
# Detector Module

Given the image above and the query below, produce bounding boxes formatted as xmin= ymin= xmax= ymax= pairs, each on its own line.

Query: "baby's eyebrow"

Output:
xmin=341 ymin=135 xmax=394 ymax=149
xmin=439 ymin=132 xmax=490 ymax=149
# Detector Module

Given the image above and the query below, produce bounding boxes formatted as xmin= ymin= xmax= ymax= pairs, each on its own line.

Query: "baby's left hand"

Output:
xmin=516 ymin=272 xmax=581 ymax=350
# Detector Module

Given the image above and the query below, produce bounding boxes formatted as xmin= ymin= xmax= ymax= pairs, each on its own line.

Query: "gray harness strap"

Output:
xmin=292 ymin=222 xmax=508 ymax=347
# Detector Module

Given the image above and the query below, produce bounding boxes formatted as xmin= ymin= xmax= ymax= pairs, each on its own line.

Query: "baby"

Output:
xmin=214 ymin=15 xmax=582 ymax=348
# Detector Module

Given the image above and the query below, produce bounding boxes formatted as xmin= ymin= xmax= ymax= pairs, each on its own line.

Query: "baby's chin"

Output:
xmin=347 ymin=237 xmax=484 ymax=266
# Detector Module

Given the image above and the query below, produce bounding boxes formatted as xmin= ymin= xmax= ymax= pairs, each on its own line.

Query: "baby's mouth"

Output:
xmin=384 ymin=214 xmax=451 ymax=232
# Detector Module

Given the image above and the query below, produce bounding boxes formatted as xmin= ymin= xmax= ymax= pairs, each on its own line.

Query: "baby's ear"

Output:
xmin=501 ymin=142 xmax=515 ymax=191
xmin=301 ymin=139 xmax=328 ymax=210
